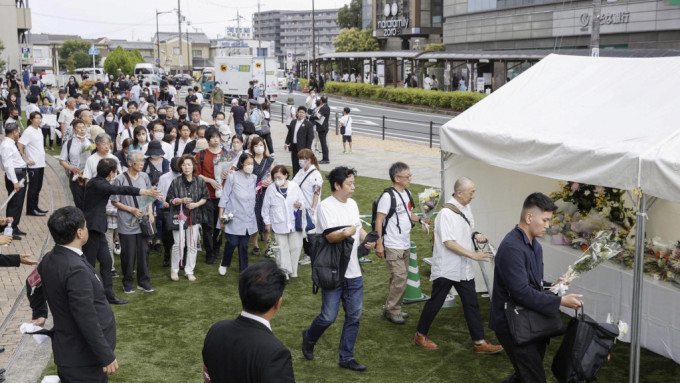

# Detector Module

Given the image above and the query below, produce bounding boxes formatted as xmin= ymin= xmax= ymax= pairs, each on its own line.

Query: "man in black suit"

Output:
xmin=311 ymin=96 xmax=330 ymax=164
xmin=203 ymin=259 xmax=294 ymax=383
xmin=284 ymin=106 xmax=314 ymax=175
xmin=489 ymin=192 xmax=583 ymax=383
xmin=28 ymin=206 xmax=119 ymax=382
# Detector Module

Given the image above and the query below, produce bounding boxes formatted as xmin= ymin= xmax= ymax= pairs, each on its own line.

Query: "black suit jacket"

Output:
xmin=28 ymin=245 xmax=116 ymax=367
xmin=285 ymin=119 xmax=314 ymax=150
xmin=203 ymin=315 xmax=295 ymax=383
xmin=83 ymin=176 xmax=140 ymax=233
xmin=313 ymin=103 xmax=330 ymax=133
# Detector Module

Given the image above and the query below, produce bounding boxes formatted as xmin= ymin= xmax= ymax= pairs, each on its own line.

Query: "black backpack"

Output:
xmin=552 ymin=307 xmax=619 ymax=383
xmin=242 ymin=120 xmax=256 ymax=135
xmin=308 ymin=226 xmax=354 ymax=295
xmin=370 ymin=187 xmax=414 ymax=236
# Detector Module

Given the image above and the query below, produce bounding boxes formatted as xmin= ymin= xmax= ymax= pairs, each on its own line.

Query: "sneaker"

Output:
xmin=358 ymin=257 xmax=372 ymax=264
xmin=252 ymin=247 xmax=260 ymax=256
xmin=474 ymin=340 xmax=503 ymax=355
xmin=137 ymin=284 xmax=154 ymax=292
xmin=218 ymin=266 xmax=227 ymax=276
xmin=413 ymin=332 xmax=439 ymax=350
xmin=170 ymin=272 xmax=179 ymax=281
xmin=338 ymin=359 xmax=367 ymax=372
xmin=298 ymin=255 xmax=311 ymax=265
xmin=384 ymin=310 xmax=406 ymax=325
xmin=187 ymin=274 xmax=196 ymax=281
xmin=124 ymin=287 xmax=135 ymax=294
xmin=111 ymin=269 xmax=119 ymax=278
xmin=113 ymin=241 xmax=121 ymax=255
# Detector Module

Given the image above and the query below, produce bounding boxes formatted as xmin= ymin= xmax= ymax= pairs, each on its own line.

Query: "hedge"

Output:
xmin=322 ymin=81 xmax=485 ymax=112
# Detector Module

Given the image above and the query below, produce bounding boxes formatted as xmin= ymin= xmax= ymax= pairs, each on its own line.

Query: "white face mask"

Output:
xmin=137 ymin=135 xmax=146 ymax=143
xmin=298 ymin=159 xmax=307 ymax=169
xmin=275 ymin=179 xmax=285 ymax=187
xmin=243 ymin=165 xmax=254 ymax=174
xmin=140 ymin=98 xmax=145 ymax=103
xmin=76 ymin=133 xmax=87 ymax=139
xmin=253 ymin=146 xmax=265 ymax=155
xmin=215 ymin=84 xmax=220 ymax=88
xmin=215 ymin=120 xmax=224 ymax=126
xmin=154 ymin=132 xmax=164 ymax=141
xmin=106 ymin=116 xmax=114 ymax=122
xmin=232 ymin=143 xmax=243 ymax=152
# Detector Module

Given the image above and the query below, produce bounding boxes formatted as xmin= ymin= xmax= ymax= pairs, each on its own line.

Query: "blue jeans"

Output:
xmin=235 ymin=123 xmax=243 ymax=136
xmin=221 ymin=233 xmax=249 ymax=272
xmin=212 ymin=103 xmax=222 ymax=118
xmin=305 ymin=277 xmax=363 ymax=362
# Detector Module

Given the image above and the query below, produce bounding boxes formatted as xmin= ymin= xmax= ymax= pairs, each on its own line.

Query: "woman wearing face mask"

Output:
xmin=114 ymin=138 xmax=133 ymax=172
xmin=65 ymin=76 xmax=79 ymax=98
xmin=166 ymin=154 xmax=209 ymax=281
xmin=144 ymin=140 xmax=170 ymax=252
xmin=259 ymin=102 xmax=275 ymax=157
xmin=130 ymin=125 xmax=149 ymax=152
xmin=217 ymin=153 xmax=257 ymax=275
xmin=229 ymin=135 xmax=245 ymax=170
xmin=249 ymin=136 xmax=274 ymax=256
xmin=102 ymin=110 xmax=118 ymax=152
xmin=292 ymin=148 xmax=323 ymax=265
xmin=261 ymin=165 xmax=305 ymax=278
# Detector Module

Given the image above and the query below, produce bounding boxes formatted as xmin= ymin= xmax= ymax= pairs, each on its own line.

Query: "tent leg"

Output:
xmin=440 ymin=151 xmax=446 ymax=209
xmin=629 ymin=193 xmax=646 ymax=383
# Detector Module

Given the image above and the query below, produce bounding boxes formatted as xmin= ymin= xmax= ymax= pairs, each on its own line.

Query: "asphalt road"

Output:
xmin=266 ymin=90 xmax=454 ymax=146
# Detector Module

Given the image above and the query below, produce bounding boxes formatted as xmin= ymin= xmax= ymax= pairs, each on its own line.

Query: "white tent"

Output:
xmin=441 ymin=54 xmax=680 ymax=382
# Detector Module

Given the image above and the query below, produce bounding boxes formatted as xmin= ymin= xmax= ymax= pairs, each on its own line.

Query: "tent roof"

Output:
xmin=441 ymin=54 xmax=680 ymax=203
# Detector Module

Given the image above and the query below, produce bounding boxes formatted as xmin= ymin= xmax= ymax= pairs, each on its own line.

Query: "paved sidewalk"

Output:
xmin=0 ymin=155 xmax=70 ymax=383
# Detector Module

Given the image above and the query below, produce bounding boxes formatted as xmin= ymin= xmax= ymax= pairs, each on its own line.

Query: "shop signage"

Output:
xmin=580 ymin=11 xmax=630 ymax=27
xmin=378 ymin=2 xmax=409 ymax=37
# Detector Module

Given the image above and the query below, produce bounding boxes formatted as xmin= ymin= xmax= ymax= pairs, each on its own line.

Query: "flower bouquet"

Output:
xmin=74 ymin=142 xmax=96 ymax=184
xmin=264 ymin=236 xmax=279 ymax=261
xmin=418 ymin=188 xmax=441 ymax=218
xmin=550 ymin=230 xmax=623 ymax=295
xmin=220 ymin=212 xmax=234 ymax=225
xmin=213 ymin=151 xmax=235 ymax=189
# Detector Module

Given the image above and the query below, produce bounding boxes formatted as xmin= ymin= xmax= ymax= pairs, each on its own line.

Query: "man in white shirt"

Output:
xmin=375 ymin=162 xmax=429 ymax=325
xmin=167 ymin=83 xmax=177 ymax=105
xmin=1 ymin=123 xmax=29 ymax=237
xmin=58 ymin=97 xmax=76 ymax=142
xmin=130 ymin=81 xmax=141 ymax=103
xmin=58 ymin=119 xmax=92 ymax=209
xmin=305 ymin=90 xmax=318 ymax=111
xmin=54 ymin=90 xmax=67 ymax=114
xmin=302 ymin=166 xmax=376 ymax=373
xmin=190 ymin=109 xmax=209 ymax=127
xmin=414 ymin=177 xmax=502 ymax=355
xmin=18 ymin=113 xmax=47 ymax=217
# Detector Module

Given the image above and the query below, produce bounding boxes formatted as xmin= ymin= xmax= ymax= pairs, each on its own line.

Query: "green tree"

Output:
xmin=337 ymin=0 xmax=362 ymax=29
xmin=333 ymin=28 xmax=379 ymax=52
xmin=425 ymin=43 xmax=445 ymax=52
xmin=59 ymin=39 xmax=100 ymax=69
xmin=104 ymin=46 xmax=146 ymax=76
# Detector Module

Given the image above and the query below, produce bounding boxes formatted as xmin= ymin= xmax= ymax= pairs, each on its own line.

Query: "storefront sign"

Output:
xmin=580 ymin=11 xmax=630 ymax=27
xmin=377 ymin=2 xmax=410 ymax=37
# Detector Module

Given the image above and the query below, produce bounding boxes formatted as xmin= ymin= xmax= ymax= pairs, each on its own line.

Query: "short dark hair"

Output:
xmin=29 ymin=111 xmax=43 ymax=122
xmin=127 ymin=101 xmax=138 ymax=109
xmin=122 ymin=114 xmax=131 ymax=124
xmin=236 ymin=152 xmax=253 ymax=170
xmin=29 ymin=95 xmax=39 ymax=104
xmin=96 ymin=158 xmax=118 ymax=178
xmin=327 ymin=166 xmax=357 ymax=192
xmin=130 ymin=112 xmax=143 ymax=124
xmin=178 ymin=154 xmax=198 ymax=173
xmin=204 ymin=127 xmax=219 ymax=141
xmin=320 ymin=95 xmax=328 ymax=104
xmin=239 ymin=259 xmax=287 ymax=315
xmin=297 ymin=106 xmax=307 ymax=114
xmin=48 ymin=206 xmax=85 ymax=245
xmin=343 ymin=107 xmax=350 ymax=114
xmin=191 ymin=109 xmax=200 ymax=115
xmin=215 ymin=111 xmax=225 ymax=119
xmin=388 ymin=162 xmax=409 ymax=182
xmin=270 ymin=164 xmax=289 ymax=180
xmin=521 ymin=192 xmax=557 ymax=215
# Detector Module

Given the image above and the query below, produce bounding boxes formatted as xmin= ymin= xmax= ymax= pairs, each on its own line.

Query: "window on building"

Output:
xmin=192 ymin=49 xmax=201 ymax=57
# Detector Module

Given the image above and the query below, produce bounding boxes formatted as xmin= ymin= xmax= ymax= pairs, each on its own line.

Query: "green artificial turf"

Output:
xmin=40 ymin=173 xmax=680 ymax=382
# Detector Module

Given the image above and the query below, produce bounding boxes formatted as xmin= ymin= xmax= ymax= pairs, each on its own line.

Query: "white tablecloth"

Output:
xmin=542 ymin=239 xmax=680 ymax=365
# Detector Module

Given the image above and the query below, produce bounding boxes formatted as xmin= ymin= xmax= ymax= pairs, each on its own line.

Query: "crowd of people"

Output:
xmin=0 ymin=68 xmax=583 ymax=383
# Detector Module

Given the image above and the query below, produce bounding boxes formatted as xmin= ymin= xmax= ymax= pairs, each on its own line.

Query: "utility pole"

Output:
xmin=257 ymin=0 xmax=267 ymax=96
xmin=311 ymin=0 xmax=316 ymax=77
xmin=177 ymin=0 xmax=183 ymax=73
xmin=590 ymin=0 xmax=601 ymax=57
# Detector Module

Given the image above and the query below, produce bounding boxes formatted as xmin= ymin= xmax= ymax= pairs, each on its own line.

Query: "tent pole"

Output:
xmin=629 ymin=192 xmax=646 ymax=383
xmin=440 ymin=151 xmax=446 ymax=209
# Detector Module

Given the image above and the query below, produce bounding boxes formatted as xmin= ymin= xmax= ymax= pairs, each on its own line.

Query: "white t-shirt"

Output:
xmin=83 ymin=152 xmax=121 ymax=180
xmin=316 ymin=196 xmax=362 ymax=279
xmin=430 ymin=197 xmax=475 ymax=282
xmin=18 ymin=126 xmax=46 ymax=168
xmin=340 ymin=115 xmax=352 ymax=136
xmin=377 ymin=189 xmax=412 ymax=250
xmin=168 ymin=86 xmax=177 ymax=103
xmin=58 ymin=108 xmax=75 ymax=128
xmin=423 ymin=76 xmax=432 ymax=90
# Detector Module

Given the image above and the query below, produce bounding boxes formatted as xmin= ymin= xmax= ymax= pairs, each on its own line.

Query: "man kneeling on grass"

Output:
xmin=203 ymin=259 xmax=294 ymax=383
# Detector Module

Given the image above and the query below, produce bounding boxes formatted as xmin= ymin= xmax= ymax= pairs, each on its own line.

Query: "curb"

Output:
xmin=317 ymin=93 xmax=462 ymax=117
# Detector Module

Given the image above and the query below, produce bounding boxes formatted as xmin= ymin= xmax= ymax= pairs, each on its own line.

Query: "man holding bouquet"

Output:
xmin=414 ymin=177 xmax=503 ymax=354
xmin=489 ymin=192 xmax=583 ymax=383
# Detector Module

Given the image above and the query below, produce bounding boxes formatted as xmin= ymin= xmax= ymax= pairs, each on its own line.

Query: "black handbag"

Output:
xmin=124 ymin=173 xmax=156 ymax=238
xmin=552 ymin=306 xmax=619 ymax=383
xmin=504 ymin=292 xmax=565 ymax=346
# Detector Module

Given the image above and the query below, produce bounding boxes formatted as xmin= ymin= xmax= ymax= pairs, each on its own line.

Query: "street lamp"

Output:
xmin=156 ymin=9 xmax=175 ymax=68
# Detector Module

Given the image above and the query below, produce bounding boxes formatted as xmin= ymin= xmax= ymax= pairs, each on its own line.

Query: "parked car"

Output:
xmin=172 ymin=74 xmax=195 ymax=87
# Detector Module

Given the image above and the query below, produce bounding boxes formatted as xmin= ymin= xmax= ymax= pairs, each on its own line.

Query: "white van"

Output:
xmin=134 ymin=63 xmax=165 ymax=90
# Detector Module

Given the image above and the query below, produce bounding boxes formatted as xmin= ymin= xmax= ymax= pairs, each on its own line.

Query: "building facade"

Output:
xmin=254 ymin=9 xmax=342 ymax=68
xmin=0 ymin=0 xmax=31 ymax=71
xmin=444 ymin=0 xmax=680 ymax=51
xmin=371 ymin=0 xmax=444 ymax=50
xmin=153 ymin=32 xmax=212 ymax=73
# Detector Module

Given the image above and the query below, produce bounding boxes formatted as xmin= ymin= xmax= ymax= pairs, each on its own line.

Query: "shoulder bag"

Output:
xmin=124 ymin=172 xmax=156 ymax=238
xmin=504 ymin=289 xmax=565 ymax=346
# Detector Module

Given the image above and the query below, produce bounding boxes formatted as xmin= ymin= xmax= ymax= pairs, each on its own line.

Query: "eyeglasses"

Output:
xmin=396 ymin=174 xmax=412 ymax=179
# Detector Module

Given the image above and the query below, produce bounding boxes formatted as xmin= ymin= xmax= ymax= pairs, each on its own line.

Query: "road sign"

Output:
xmin=220 ymin=64 xmax=227 ymax=72
xmin=156 ymin=58 xmax=160 ymax=64
xmin=88 ymin=45 xmax=100 ymax=55
xmin=255 ymin=62 xmax=262 ymax=69
xmin=21 ymin=47 xmax=30 ymax=54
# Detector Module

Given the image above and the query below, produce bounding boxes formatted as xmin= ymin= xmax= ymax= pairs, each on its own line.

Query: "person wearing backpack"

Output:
xmin=374 ymin=162 xmax=430 ymax=325
xmin=490 ymin=192 xmax=583 ymax=383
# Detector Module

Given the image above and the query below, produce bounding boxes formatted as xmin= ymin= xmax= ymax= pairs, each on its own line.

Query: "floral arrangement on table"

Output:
xmin=548 ymin=181 xmax=680 ymax=285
